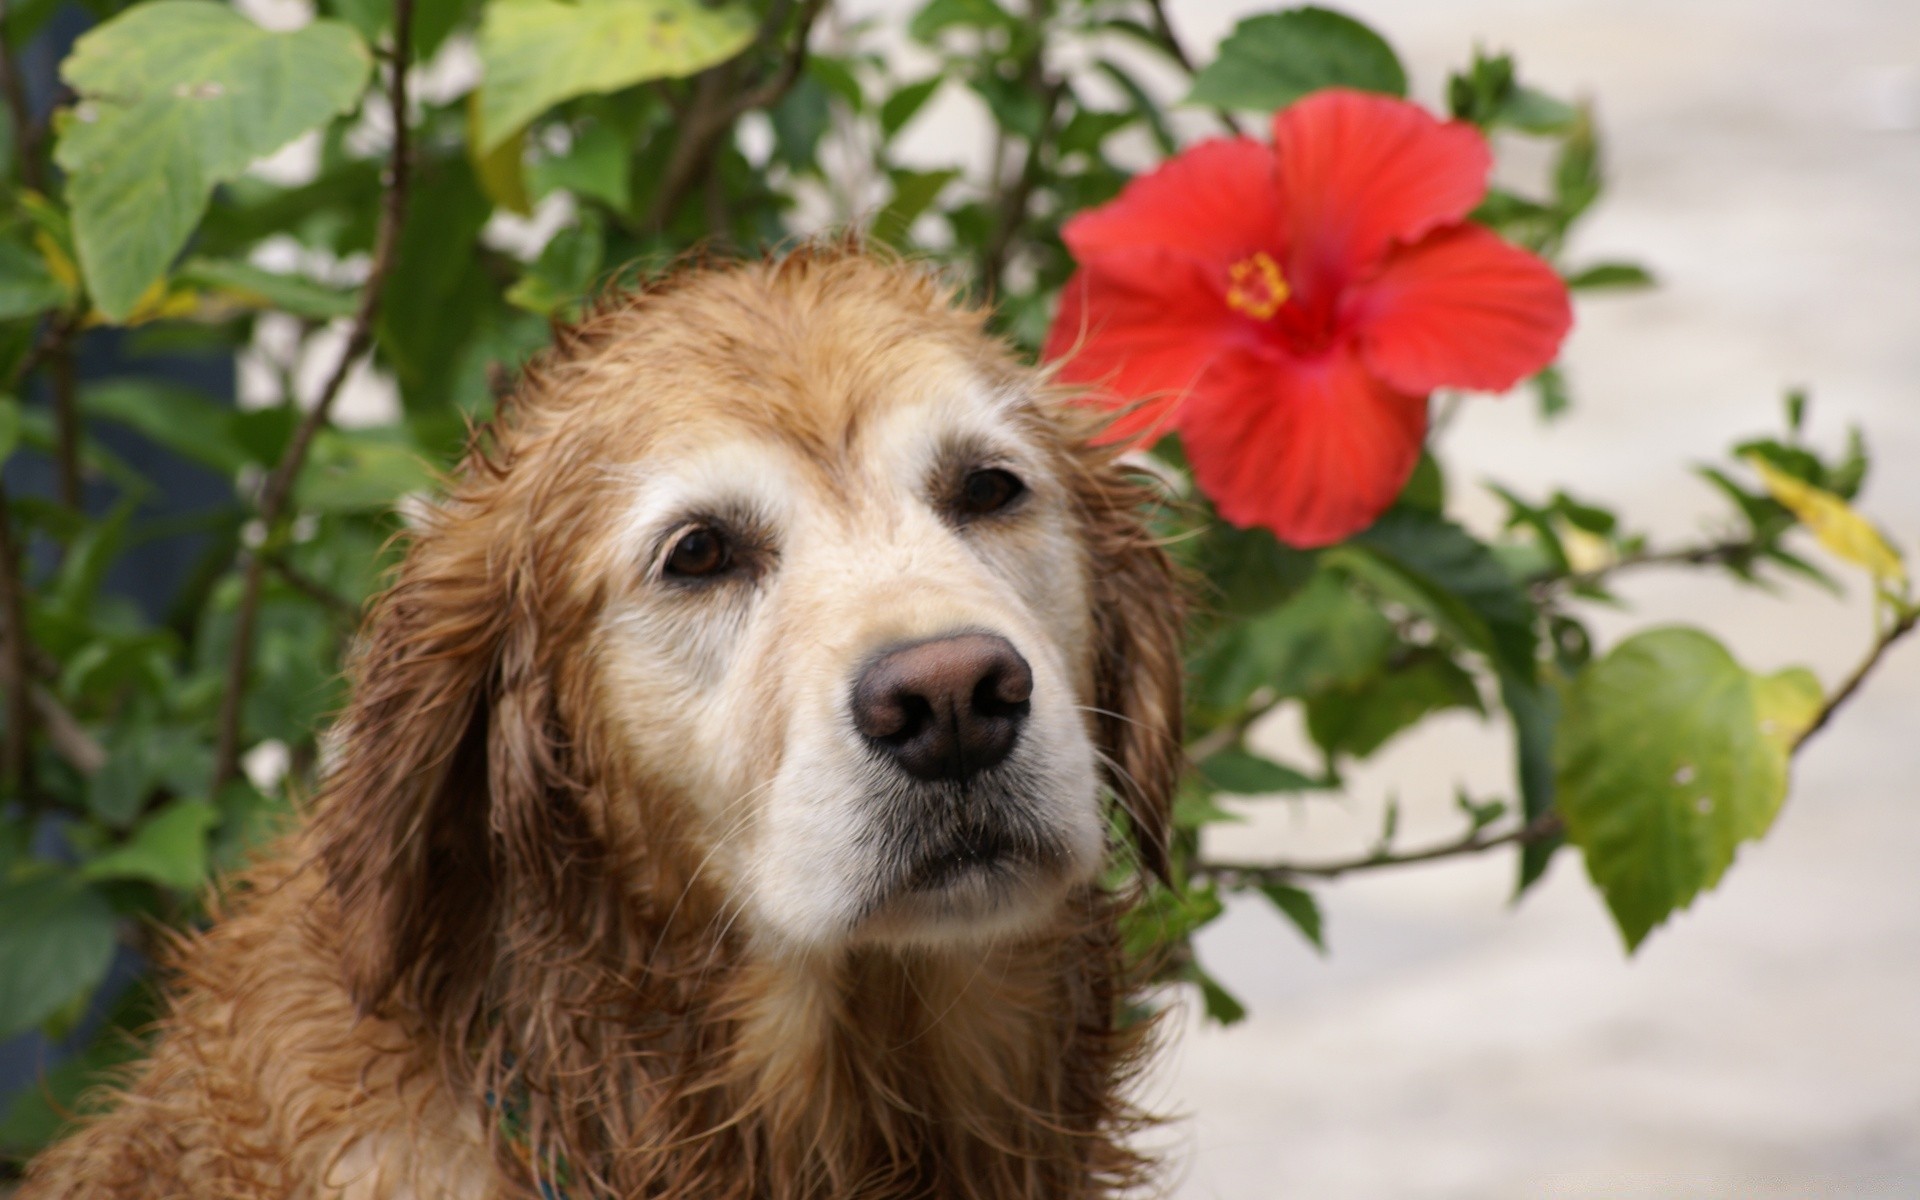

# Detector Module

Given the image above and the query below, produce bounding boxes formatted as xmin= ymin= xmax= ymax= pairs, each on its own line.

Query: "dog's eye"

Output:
xmin=957 ymin=468 xmax=1025 ymax=518
xmin=664 ymin=526 xmax=731 ymax=578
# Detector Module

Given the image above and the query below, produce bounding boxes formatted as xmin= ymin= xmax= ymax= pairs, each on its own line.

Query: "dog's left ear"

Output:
xmin=1075 ymin=452 xmax=1186 ymax=884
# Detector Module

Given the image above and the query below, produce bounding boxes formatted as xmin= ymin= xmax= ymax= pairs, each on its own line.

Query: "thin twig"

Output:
xmin=265 ymin=552 xmax=359 ymax=624
xmin=46 ymin=322 xmax=81 ymax=509
xmin=211 ymin=0 xmax=416 ymax=791
xmin=1191 ymin=601 xmax=1916 ymax=886
xmin=1184 ymin=690 xmax=1278 ymax=765
xmin=976 ymin=0 xmax=1063 ymax=298
xmin=1791 ymin=605 xmax=1917 ymax=752
xmin=1534 ymin=536 xmax=1758 ymax=599
xmin=31 ymin=683 xmax=104 ymax=776
xmin=1195 ymin=812 xmax=1566 ymax=886
xmin=0 ymin=482 xmax=33 ymax=798
xmin=1143 ymin=0 xmax=1248 ymax=137
xmin=642 ymin=0 xmax=828 ymax=231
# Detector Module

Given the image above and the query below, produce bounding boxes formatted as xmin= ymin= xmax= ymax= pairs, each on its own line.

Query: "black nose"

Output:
xmin=851 ymin=633 xmax=1033 ymax=782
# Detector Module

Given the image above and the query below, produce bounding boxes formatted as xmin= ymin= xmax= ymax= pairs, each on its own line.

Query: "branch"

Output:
xmin=1533 ymin=536 xmax=1758 ymax=600
xmin=1195 ymin=812 xmax=1566 ymax=886
xmin=642 ymin=0 xmax=829 ymax=231
xmin=1184 ymin=689 xmax=1279 ymax=765
xmin=1791 ymin=605 xmax=1916 ymax=753
xmin=265 ymin=552 xmax=359 ymax=624
xmin=976 ymin=0 xmax=1064 ymax=298
xmin=0 ymin=482 xmax=33 ymax=798
xmin=32 ymin=682 xmax=104 ymax=775
xmin=210 ymin=0 xmax=416 ymax=791
xmin=45 ymin=319 xmax=81 ymax=509
xmin=1191 ymin=601 xmax=1916 ymax=888
xmin=1143 ymin=0 xmax=1248 ymax=137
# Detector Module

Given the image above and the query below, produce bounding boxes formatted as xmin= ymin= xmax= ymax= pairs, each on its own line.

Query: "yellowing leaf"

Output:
xmin=467 ymin=92 xmax=532 ymax=215
xmin=1556 ymin=628 xmax=1821 ymax=950
xmin=1752 ymin=666 xmax=1823 ymax=755
xmin=86 ymin=279 xmax=200 ymax=328
xmin=1747 ymin=454 xmax=1906 ymax=584
xmin=32 ymin=229 xmax=79 ymax=294
xmin=54 ymin=1 xmax=372 ymax=320
xmin=476 ymin=0 xmax=755 ymax=152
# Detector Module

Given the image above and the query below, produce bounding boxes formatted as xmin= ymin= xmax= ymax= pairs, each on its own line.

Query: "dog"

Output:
xmin=19 ymin=246 xmax=1185 ymax=1199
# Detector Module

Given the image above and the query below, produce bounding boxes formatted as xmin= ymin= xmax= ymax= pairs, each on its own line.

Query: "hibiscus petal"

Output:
xmin=1044 ymin=259 xmax=1243 ymax=445
xmin=1062 ymin=138 xmax=1284 ymax=285
xmin=1178 ymin=344 xmax=1428 ymax=548
xmin=1273 ymin=89 xmax=1491 ymax=288
xmin=1351 ymin=223 xmax=1574 ymax=394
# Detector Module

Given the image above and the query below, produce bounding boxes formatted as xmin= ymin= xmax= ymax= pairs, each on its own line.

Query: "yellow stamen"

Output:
xmin=1225 ymin=251 xmax=1290 ymax=320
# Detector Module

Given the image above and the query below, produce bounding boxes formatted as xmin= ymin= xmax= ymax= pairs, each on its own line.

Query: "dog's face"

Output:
xmin=593 ymin=368 xmax=1105 ymax=952
xmin=316 ymin=252 xmax=1183 ymax=1010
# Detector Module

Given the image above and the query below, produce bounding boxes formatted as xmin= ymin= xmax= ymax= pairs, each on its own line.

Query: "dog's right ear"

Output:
xmin=310 ymin=508 xmax=514 ymax=1018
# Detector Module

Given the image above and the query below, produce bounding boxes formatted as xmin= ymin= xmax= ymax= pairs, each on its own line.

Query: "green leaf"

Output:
xmin=770 ymin=74 xmax=833 ymax=171
xmin=880 ymin=76 xmax=943 ymax=140
xmin=55 ymin=0 xmax=372 ymax=320
xmin=1122 ymin=882 xmax=1223 ymax=961
xmin=1198 ymin=748 xmax=1325 ymax=794
xmin=0 ymin=875 xmax=119 ymax=1040
xmin=175 ymin=256 xmax=357 ymax=320
xmin=1344 ymin=508 xmax=1539 ymax=683
xmin=506 ymin=211 xmax=606 ymax=316
xmin=0 ymin=235 xmax=71 ymax=319
xmin=1553 ymin=108 xmax=1602 ymax=226
xmin=377 ymin=155 xmax=493 ymax=410
xmin=1192 ymin=570 xmax=1393 ymax=713
xmin=1501 ymin=669 xmax=1562 ymax=891
xmin=82 ymin=799 xmax=221 ymax=893
xmin=1188 ymin=7 xmax=1406 ymax=111
xmin=1566 ymin=261 xmax=1656 ymax=291
xmin=1259 ymin=882 xmax=1324 ymax=952
xmin=1307 ymin=650 xmax=1484 ymax=761
xmin=1556 ymin=628 xmax=1822 ymax=950
xmin=1191 ymin=963 xmax=1248 ymax=1025
xmin=476 ymin=0 xmax=756 ymax=152
xmin=872 ymin=168 xmax=959 ymax=246
xmin=909 ymin=0 xmax=1017 ymax=43
xmin=529 ymin=119 xmax=633 ymax=211
xmin=0 ymin=394 xmax=19 ymax=463
xmin=295 ymin=426 xmax=433 ymax=513
xmin=1190 ymin=519 xmax=1317 ymax=619
xmin=83 ymin=378 xmax=253 ymax=475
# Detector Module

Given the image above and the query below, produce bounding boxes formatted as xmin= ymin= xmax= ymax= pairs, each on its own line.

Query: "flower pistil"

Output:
xmin=1225 ymin=251 xmax=1289 ymax=320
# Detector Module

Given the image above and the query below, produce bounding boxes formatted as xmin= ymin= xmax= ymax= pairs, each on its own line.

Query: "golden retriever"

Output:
xmin=19 ymin=246 xmax=1184 ymax=1199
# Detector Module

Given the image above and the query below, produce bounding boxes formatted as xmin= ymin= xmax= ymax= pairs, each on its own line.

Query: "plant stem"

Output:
xmin=1196 ymin=812 xmax=1566 ymax=886
xmin=643 ymin=0 xmax=828 ymax=232
xmin=1790 ymin=605 xmax=1917 ymax=752
xmin=975 ymin=0 xmax=1061 ymax=299
xmin=0 ymin=482 xmax=32 ymax=798
xmin=1190 ymin=602 xmax=1916 ymax=886
xmin=46 ymin=324 xmax=81 ymax=509
xmin=1184 ymin=691 xmax=1278 ymax=765
xmin=1143 ymin=0 xmax=1248 ymax=137
xmin=210 ymin=0 xmax=416 ymax=791
xmin=1535 ymin=536 xmax=1758 ymax=599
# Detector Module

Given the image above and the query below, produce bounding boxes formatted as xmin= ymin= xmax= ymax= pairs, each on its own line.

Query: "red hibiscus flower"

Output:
xmin=1043 ymin=88 xmax=1573 ymax=547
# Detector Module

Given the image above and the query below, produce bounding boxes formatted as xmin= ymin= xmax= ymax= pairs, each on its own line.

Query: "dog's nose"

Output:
xmin=852 ymin=633 xmax=1033 ymax=782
